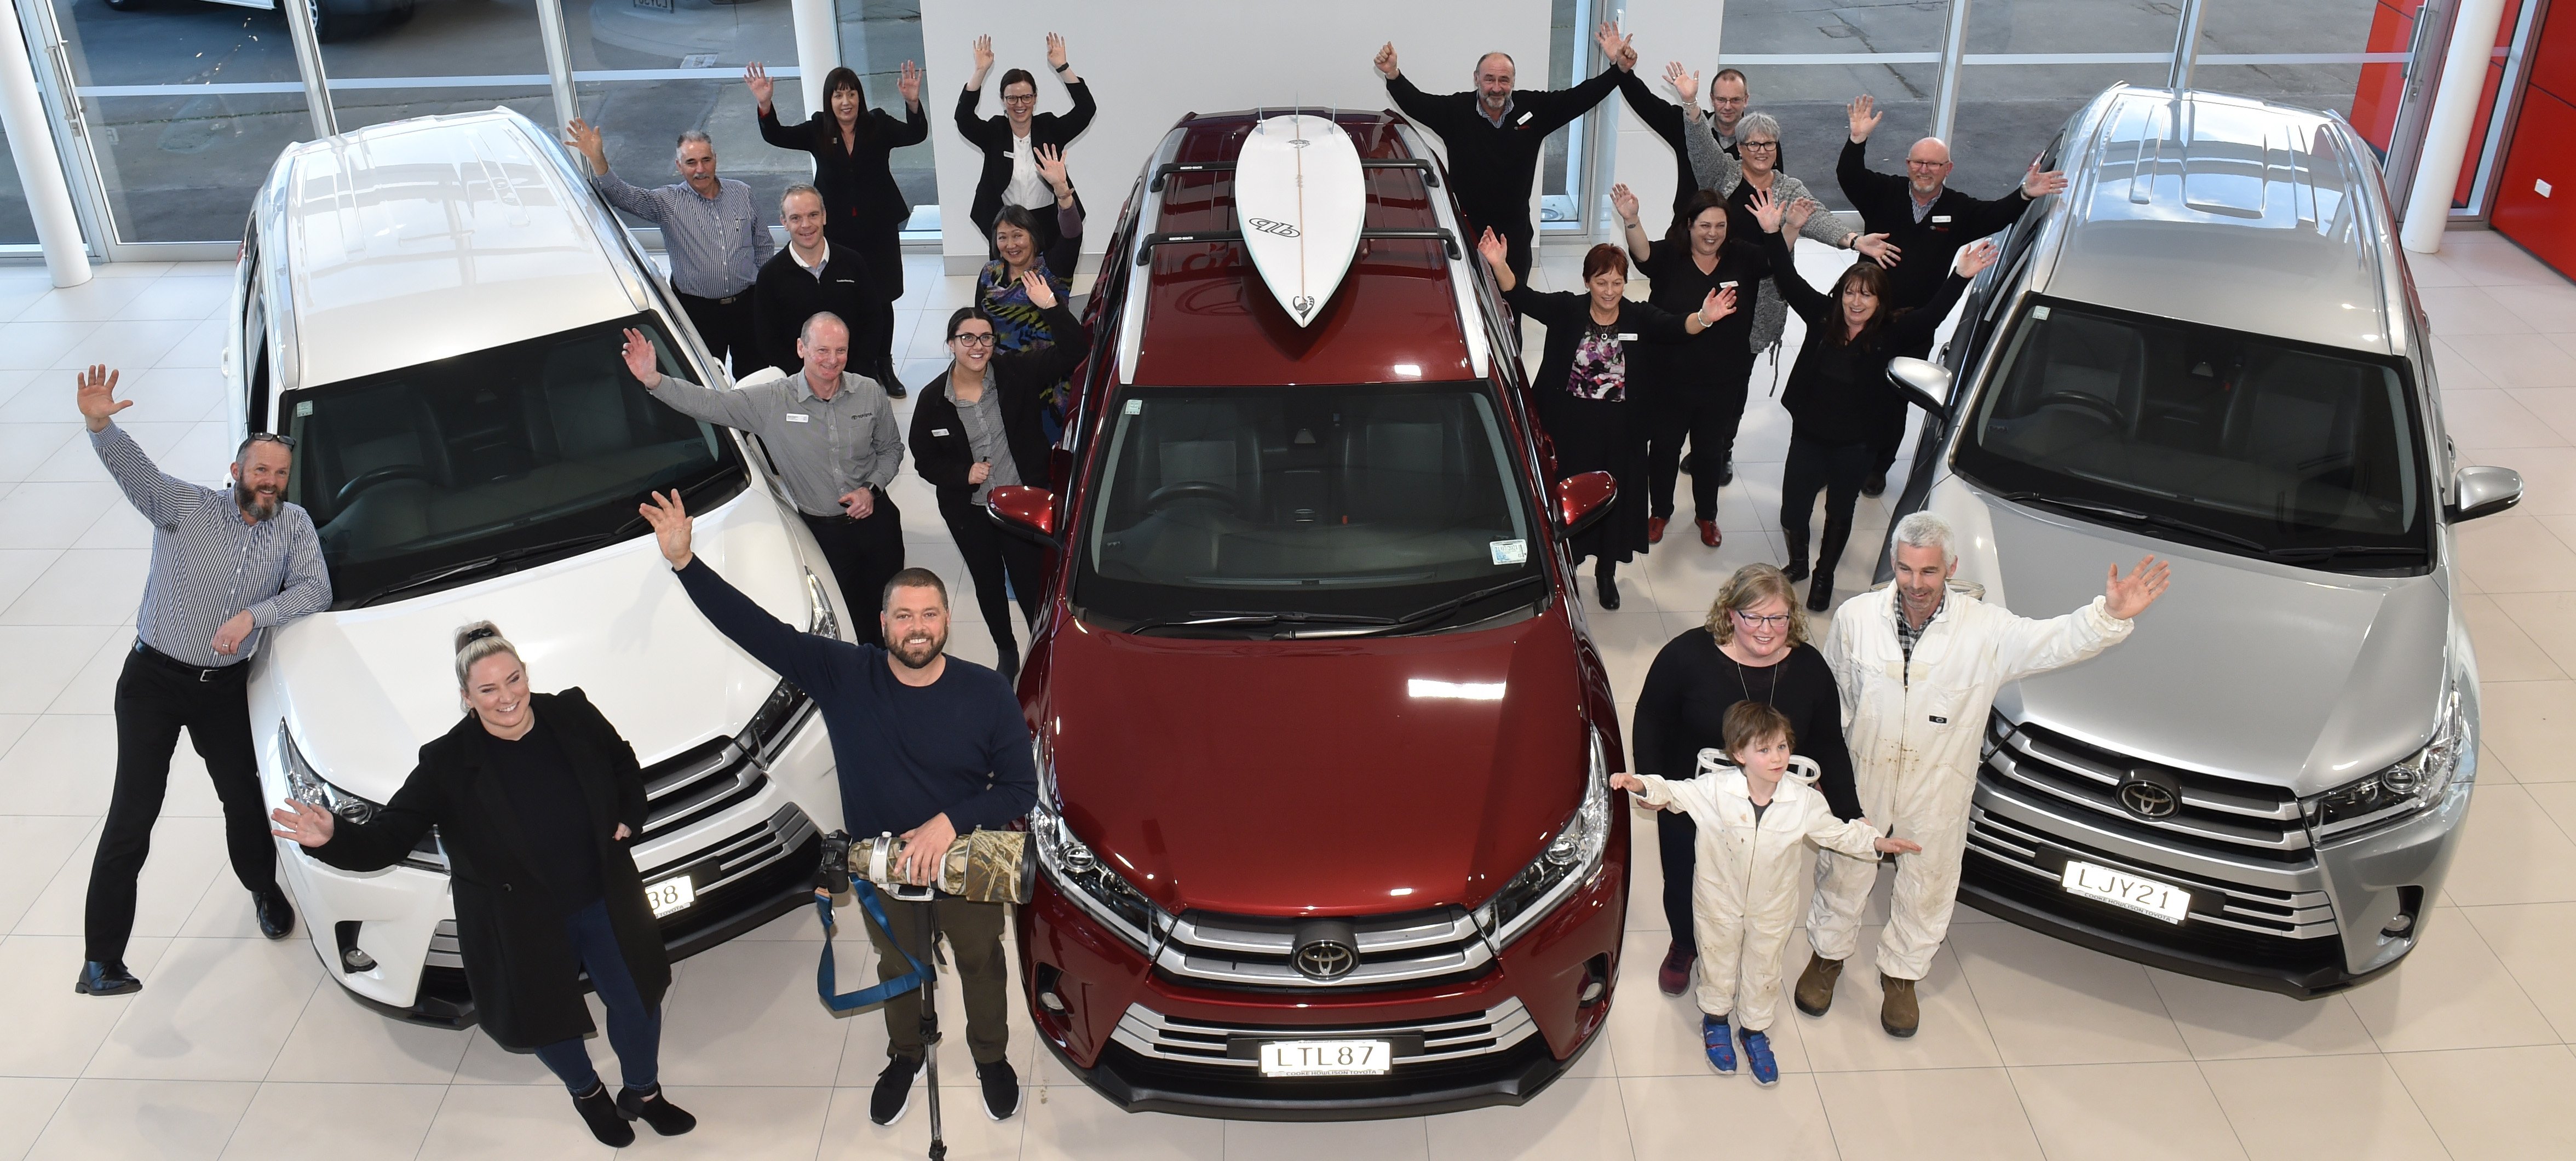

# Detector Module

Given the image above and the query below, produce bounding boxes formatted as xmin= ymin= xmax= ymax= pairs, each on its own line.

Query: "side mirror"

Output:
xmin=1554 ymin=471 xmax=1617 ymax=537
xmin=1887 ymin=357 xmax=1954 ymax=414
xmin=987 ymin=485 xmax=1061 ymax=548
xmin=2448 ymin=465 xmax=2523 ymax=523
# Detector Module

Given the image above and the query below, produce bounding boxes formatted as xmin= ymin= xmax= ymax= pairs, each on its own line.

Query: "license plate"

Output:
xmin=1257 ymin=1039 xmax=1392 ymax=1077
xmin=645 ymin=875 xmax=696 ymax=918
xmin=2060 ymin=859 xmax=2189 ymax=924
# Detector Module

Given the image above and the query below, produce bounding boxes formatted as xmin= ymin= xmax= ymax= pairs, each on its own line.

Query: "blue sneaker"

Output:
xmin=1739 ymin=1026 xmax=1779 ymax=1086
xmin=1701 ymin=1014 xmax=1737 ymax=1074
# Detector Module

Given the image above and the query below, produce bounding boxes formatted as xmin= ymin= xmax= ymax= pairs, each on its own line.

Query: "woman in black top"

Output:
xmin=1614 ymin=184 xmax=1770 ymax=550
xmin=1479 ymin=229 xmax=1734 ymax=610
xmin=1755 ymin=189 xmax=1995 ymax=611
xmin=269 ymin=624 xmax=692 ymax=1148
xmin=1632 ymin=564 xmax=1860 ymax=996
xmin=957 ymin=33 xmax=1096 ymax=256
xmin=748 ymin=61 xmax=928 ymax=396
xmin=909 ymin=272 xmax=1092 ymax=681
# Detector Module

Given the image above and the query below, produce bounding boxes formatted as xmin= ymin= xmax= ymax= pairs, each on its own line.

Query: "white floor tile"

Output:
xmin=85 ymin=936 xmax=325 ymax=1081
xmin=1813 ymin=1067 xmax=2044 ymax=1161
xmin=23 ymin=1077 xmax=257 ymax=1161
xmin=216 ymin=1081 xmax=446 ymax=1161
xmin=0 ymin=1076 xmax=74 ymax=1161
xmin=2387 ymin=1044 xmax=2576 ymax=1160
xmin=2008 ymin=1061 xmax=2247 ymax=1161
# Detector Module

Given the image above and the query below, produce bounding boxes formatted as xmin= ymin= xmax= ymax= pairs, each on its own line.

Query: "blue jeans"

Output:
xmin=532 ymin=898 xmax=662 ymax=1094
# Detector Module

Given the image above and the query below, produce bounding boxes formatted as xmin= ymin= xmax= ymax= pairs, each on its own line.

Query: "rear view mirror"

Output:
xmin=1887 ymin=358 xmax=1954 ymax=413
xmin=2449 ymin=465 xmax=2523 ymax=523
xmin=1554 ymin=471 xmax=1617 ymax=536
xmin=987 ymin=485 xmax=1061 ymax=548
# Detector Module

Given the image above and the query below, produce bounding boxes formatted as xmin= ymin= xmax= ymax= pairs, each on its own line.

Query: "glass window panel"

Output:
xmin=0 ymin=120 xmax=38 ymax=245
xmin=1965 ymin=0 xmax=2182 ymax=54
xmin=2191 ymin=0 xmax=2391 ymax=119
xmin=1721 ymin=0 xmax=1948 ymax=55
xmin=1952 ymin=61 xmax=2174 ymax=192
xmin=1711 ymin=64 xmax=1944 ymax=214
xmin=839 ymin=0 xmax=934 ymax=231
xmin=318 ymin=0 xmax=553 ymax=139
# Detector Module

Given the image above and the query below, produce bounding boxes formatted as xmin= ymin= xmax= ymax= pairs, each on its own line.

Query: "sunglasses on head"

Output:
xmin=244 ymin=431 xmax=296 ymax=449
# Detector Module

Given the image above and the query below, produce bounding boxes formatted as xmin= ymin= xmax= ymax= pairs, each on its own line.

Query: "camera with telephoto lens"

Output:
xmin=816 ymin=827 xmax=1034 ymax=905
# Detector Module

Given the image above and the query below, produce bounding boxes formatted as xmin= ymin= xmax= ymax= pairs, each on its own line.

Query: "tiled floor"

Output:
xmin=1 ymin=229 xmax=2573 ymax=1159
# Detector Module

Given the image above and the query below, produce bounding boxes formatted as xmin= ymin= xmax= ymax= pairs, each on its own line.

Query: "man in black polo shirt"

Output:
xmin=1837 ymin=94 xmax=2067 ymax=494
xmin=1376 ymin=21 xmax=1636 ymax=284
xmin=751 ymin=183 xmax=890 ymax=384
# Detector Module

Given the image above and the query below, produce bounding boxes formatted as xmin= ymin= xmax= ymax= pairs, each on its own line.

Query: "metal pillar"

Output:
xmin=2168 ymin=0 xmax=2206 ymax=91
xmin=1930 ymin=0 xmax=1973 ymax=143
xmin=280 ymin=0 xmax=336 ymax=138
xmin=0 ymin=0 xmax=89 ymax=285
xmin=2404 ymin=0 xmax=2513 ymax=251
xmin=533 ymin=0 xmax=582 ymax=147
xmin=790 ymin=0 xmax=843 ymax=123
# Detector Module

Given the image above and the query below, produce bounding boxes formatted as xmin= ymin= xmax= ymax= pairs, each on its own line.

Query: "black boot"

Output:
xmin=571 ymin=1083 xmax=636 ymax=1147
xmin=1782 ymin=539 xmax=1810 ymax=582
xmin=1862 ymin=470 xmax=1887 ymax=497
xmin=1596 ymin=571 xmax=1621 ymax=610
xmin=1719 ymin=459 xmax=1735 ymax=486
xmin=1807 ymin=573 xmax=1834 ymax=613
xmin=617 ymin=1084 xmax=697 ymax=1136
xmin=994 ymin=640 xmax=1021 ymax=683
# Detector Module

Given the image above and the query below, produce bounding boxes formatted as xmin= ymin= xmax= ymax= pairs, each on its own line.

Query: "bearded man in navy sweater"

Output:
xmin=637 ymin=490 xmax=1034 ymax=1126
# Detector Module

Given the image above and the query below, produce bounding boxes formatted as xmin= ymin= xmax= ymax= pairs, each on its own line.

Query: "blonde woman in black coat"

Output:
xmin=270 ymin=624 xmax=692 ymax=1148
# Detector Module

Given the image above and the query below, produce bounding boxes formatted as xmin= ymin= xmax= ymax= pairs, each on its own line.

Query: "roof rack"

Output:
xmin=1148 ymin=157 xmax=1440 ymax=193
xmin=1132 ymin=226 xmax=1461 ymax=266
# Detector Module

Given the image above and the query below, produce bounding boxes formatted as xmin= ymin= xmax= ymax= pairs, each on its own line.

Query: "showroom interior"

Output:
xmin=2 ymin=0 xmax=2576 ymax=1157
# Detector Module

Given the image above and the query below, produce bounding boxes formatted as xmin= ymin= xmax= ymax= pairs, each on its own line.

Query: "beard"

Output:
xmin=234 ymin=480 xmax=283 ymax=522
xmin=887 ymin=624 xmax=948 ymax=669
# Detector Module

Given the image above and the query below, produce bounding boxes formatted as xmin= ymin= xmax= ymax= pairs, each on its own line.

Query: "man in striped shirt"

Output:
xmin=74 ymin=365 xmax=331 ymax=998
xmin=567 ymin=118 xmax=775 ymax=376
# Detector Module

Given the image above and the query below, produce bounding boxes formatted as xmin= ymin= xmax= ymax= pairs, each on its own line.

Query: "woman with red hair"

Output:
xmin=1476 ymin=229 xmax=1735 ymax=608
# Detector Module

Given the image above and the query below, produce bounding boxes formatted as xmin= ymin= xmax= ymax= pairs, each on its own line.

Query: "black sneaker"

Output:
xmin=977 ymin=1059 xmax=1022 ymax=1121
xmin=254 ymin=888 xmax=295 ymax=940
xmin=570 ymin=1082 xmax=636 ymax=1147
xmin=870 ymin=1053 xmax=922 ymax=1125
xmin=74 ymin=961 xmax=141 ymax=996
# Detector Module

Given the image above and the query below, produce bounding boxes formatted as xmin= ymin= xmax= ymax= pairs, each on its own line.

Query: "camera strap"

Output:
xmin=812 ymin=881 xmax=931 ymax=1012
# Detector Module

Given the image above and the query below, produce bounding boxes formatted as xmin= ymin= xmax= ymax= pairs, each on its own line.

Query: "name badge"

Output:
xmin=1931 ymin=215 xmax=1953 ymax=223
xmin=1515 ymin=111 xmax=1535 ymax=127
xmin=1719 ymin=280 xmax=1738 ymax=289
xmin=1930 ymin=715 xmax=1950 ymax=725
xmin=932 ymin=428 xmax=951 ymax=436
xmin=1617 ymin=332 xmax=1638 ymax=342
xmin=785 ymin=412 xmax=811 ymax=424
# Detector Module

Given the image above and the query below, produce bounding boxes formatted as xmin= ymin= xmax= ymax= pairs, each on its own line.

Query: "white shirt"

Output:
xmin=790 ymin=239 xmax=831 ymax=281
xmin=1004 ymin=133 xmax=1054 ymax=210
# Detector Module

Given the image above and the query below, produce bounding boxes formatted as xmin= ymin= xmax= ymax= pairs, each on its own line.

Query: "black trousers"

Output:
xmin=832 ymin=225 xmax=906 ymax=388
xmin=86 ymin=645 xmax=278 ymax=965
xmin=938 ymin=494 xmax=1044 ymax=671
xmin=675 ymin=290 xmax=757 ymax=378
xmin=801 ymin=495 xmax=906 ymax=631
xmin=1780 ymin=436 xmax=1873 ymax=579
xmin=1874 ymin=335 xmax=1937 ymax=475
xmin=1657 ymin=808 xmax=1699 ymax=951
xmin=1645 ymin=358 xmax=1754 ymax=524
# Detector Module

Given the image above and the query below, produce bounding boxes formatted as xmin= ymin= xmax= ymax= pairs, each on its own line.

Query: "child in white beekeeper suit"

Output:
xmin=1612 ymin=701 xmax=1920 ymax=1084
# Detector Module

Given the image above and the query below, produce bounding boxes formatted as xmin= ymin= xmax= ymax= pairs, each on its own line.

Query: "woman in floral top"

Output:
xmin=1480 ymin=228 xmax=1736 ymax=609
xmin=975 ymin=144 xmax=1085 ymax=433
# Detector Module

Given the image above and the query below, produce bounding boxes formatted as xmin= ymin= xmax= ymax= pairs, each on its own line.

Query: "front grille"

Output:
xmin=641 ymin=739 xmax=763 ymax=838
xmin=1985 ymin=718 xmax=2310 ymax=863
xmin=1966 ymin=806 xmax=2338 ymax=941
xmin=1154 ymin=907 xmax=1493 ymax=990
xmin=1109 ymin=996 xmax=1538 ymax=1070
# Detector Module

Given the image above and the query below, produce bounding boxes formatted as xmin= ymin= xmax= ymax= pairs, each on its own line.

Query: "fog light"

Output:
xmin=1577 ymin=953 xmax=1610 ymax=1005
xmin=1039 ymin=989 xmax=1066 ymax=1013
xmin=341 ymin=946 xmax=377 ymax=972
xmin=2381 ymin=913 xmax=2414 ymax=938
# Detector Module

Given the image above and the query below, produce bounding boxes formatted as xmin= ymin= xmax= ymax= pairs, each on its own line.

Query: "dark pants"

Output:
xmin=864 ymin=893 xmax=1011 ymax=1066
xmin=532 ymin=898 xmax=663 ymax=1093
xmin=801 ymin=497 xmax=906 ymax=630
xmin=1874 ymin=335 xmax=1936 ymax=476
xmin=938 ymin=495 xmax=1044 ymax=674
xmin=1462 ymin=211 xmax=1533 ymax=288
xmin=1645 ymin=359 xmax=1753 ymax=524
xmin=1658 ymin=808 xmax=1699 ymax=952
xmin=1780 ymin=436 xmax=1873 ymax=580
xmin=85 ymin=645 xmax=277 ymax=967
xmin=833 ymin=225 xmax=906 ymax=387
xmin=676 ymin=290 xmax=757 ymax=378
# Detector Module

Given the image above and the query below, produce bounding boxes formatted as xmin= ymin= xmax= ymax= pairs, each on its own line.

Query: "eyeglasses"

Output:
xmin=1002 ymin=93 xmax=1038 ymax=104
xmin=950 ymin=332 xmax=998 ymax=347
xmin=1732 ymin=610 xmax=1791 ymax=628
xmin=243 ymin=431 xmax=296 ymax=449
xmin=1906 ymin=159 xmax=1951 ymax=169
xmin=1739 ymin=140 xmax=1779 ymax=151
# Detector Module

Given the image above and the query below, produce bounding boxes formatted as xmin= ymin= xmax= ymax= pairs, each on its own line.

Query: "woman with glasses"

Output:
xmin=746 ymin=60 xmax=926 ymax=397
xmin=907 ymin=271 xmax=1093 ymax=680
xmin=1613 ymin=183 xmax=1768 ymax=550
xmin=1631 ymin=564 xmax=1861 ymax=999
xmin=957 ymin=33 xmax=1095 ymax=258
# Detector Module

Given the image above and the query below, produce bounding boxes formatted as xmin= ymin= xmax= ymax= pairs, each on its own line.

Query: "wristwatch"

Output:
xmin=1053 ymin=62 xmax=1071 ymax=73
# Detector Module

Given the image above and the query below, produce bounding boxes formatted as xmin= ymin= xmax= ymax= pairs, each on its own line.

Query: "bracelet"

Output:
xmin=1053 ymin=62 xmax=1071 ymax=73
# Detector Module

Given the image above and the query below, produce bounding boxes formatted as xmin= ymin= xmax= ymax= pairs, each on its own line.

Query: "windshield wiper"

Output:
xmin=2262 ymin=543 xmax=2429 ymax=564
xmin=1993 ymin=492 xmax=2270 ymax=554
xmin=1345 ymin=573 xmax=1548 ymax=637
xmin=348 ymin=527 xmax=643 ymax=608
xmin=1124 ymin=608 xmax=1399 ymax=636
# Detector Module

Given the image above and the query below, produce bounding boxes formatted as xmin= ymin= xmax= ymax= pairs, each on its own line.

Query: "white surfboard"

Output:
xmin=1234 ymin=113 xmax=1365 ymax=328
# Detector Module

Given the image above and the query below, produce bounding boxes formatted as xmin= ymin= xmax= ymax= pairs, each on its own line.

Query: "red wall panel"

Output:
xmin=2492 ymin=84 xmax=2576 ymax=277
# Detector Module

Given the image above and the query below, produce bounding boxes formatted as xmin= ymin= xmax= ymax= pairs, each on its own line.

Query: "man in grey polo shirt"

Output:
xmin=618 ymin=314 xmax=904 ymax=619
xmin=74 ymin=364 xmax=331 ymax=997
xmin=568 ymin=119 xmax=773 ymax=375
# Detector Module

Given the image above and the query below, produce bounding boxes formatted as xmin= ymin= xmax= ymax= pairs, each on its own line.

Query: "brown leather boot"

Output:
xmin=1793 ymin=955 xmax=1842 ymax=1017
xmin=1880 ymin=974 xmax=1921 ymax=1038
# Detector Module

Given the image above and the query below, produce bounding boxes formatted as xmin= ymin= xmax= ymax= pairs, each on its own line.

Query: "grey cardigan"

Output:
xmin=1683 ymin=119 xmax=1858 ymax=358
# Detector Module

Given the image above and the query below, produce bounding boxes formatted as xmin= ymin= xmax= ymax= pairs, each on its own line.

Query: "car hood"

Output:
xmin=268 ymin=488 xmax=817 ymax=800
xmin=1037 ymin=607 xmax=1591 ymax=917
xmin=1956 ymin=485 xmax=2451 ymax=796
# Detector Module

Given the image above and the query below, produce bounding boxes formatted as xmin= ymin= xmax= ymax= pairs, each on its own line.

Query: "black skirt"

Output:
xmin=1538 ymin=390 xmax=1649 ymax=565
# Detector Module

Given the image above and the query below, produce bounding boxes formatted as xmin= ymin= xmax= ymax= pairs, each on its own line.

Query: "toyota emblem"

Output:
xmin=1290 ymin=919 xmax=1360 ymax=981
xmin=2116 ymin=769 xmax=2182 ymax=819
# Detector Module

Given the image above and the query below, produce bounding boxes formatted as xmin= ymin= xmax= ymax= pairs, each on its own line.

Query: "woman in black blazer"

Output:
xmin=269 ymin=624 xmax=692 ymax=1148
xmin=747 ymin=61 xmax=927 ymax=396
xmin=907 ymin=272 xmax=1092 ymax=680
xmin=957 ymin=33 xmax=1095 ymax=256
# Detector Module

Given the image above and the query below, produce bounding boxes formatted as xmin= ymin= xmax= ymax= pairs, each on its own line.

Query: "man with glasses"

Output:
xmin=1837 ymin=94 xmax=2068 ymax=496
xmin=619 ymin=311 xmax=905 ymax=624
xmin=958 ymin=32 xmax=1095 ymax=260
xmin=1618 ymin=58 xmax=1755 ymax=225
xmin=566 ymin=120 xmax=773 ymax=376
xmin=751 ymin=184 xmax=887 ymax=381
xmin=73 ymin=366 xmax=331 ymax=997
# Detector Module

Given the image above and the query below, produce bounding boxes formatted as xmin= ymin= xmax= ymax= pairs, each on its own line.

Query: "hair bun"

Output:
xmin=453 ymin=621 xmax=503 ymax=653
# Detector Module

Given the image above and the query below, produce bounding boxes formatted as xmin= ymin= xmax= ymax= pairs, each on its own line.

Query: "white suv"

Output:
xmin=229 ymin=108 xmax=847 ymax=1024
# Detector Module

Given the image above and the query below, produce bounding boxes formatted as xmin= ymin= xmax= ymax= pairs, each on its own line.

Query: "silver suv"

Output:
xmin=1885 ymin=85 xmax=2522 ymax=995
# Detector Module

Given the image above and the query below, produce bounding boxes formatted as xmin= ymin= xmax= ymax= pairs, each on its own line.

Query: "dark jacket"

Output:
xmin=1500 ymin=286 xmax=1695 ymax=407
xmin=758 ymin=103 xmax=931 ymax=240
xmin=954 ymin=79 xmax=1097 ymax=242
xmin=1387 ymin=66 xmax=1624 ymax=242
xmin=1616 ymin=71 xmax=1740 ymax=225
xmin=908 ymin=301 xmax=1089 ymax=508
xmin=309 ymin=689 xmax=665 ymax=1050
xmin=1762 ymin=228 xmax=1968 ymax=446
xmin=751 ymin=244 xmax=883 ymax=378
xmin=1836 ymin=137 xmax=2029 ymax=312
xmin=1634 ymin=635 xmax=1861 ymax=820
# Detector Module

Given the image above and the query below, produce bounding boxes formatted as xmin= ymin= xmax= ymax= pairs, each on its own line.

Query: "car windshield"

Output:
xmin=281 ymin=314 xmax=745 ymax=608
xmin=1075 ymin=383 xmax=1543 ymax=634
xmin=1954 ymin=298 xmax=2429 ymax=568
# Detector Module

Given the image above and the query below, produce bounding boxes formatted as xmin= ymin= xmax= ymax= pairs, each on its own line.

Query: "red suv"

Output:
xmin=988 ymin=107 xmax=1629 ymax=1119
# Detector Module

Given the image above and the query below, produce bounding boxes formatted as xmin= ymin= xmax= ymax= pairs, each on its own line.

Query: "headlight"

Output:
xmin=1030 ymin=797 xmax=1172 ymax=952
xmin=279 ymin=722 xmax=446 ymax=872
xmin=739 ymin=678 xmax=813 ymax=766
xmin=1474 ymin=727 xmax=1612 ymax=949
xmin=803 ymin=567 xmax=840 ymax=639
xmin=2311 ymin=685 xmax=2469 ymax=842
